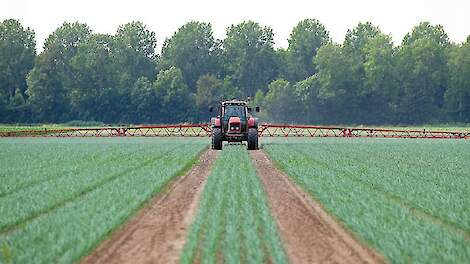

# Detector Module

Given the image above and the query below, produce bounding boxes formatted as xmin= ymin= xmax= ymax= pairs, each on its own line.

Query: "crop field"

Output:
xmin=1 ymin=136 xmax=469 ymax=263
xmin=0 ymin=125 xmax=68 ymax=132
xmin=263 ymin=138 xmax=470 ymax=263
xmin=0 ymin=138 xmax=207 ymax=263
xmin=357 ymin=125 xmax=470 ymax=132
xmin=3 ymin=2 xmax=470 ymax=262
xmin=181 ymin=145 xmax=287 ymax=264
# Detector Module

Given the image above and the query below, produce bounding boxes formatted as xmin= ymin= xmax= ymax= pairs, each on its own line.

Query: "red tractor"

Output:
xmin=210 ymin=99 xmax=259 ymax=150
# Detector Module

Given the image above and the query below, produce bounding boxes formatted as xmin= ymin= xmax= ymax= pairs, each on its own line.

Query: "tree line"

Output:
xmin=1 ymin=18 xmax=469 ymax=124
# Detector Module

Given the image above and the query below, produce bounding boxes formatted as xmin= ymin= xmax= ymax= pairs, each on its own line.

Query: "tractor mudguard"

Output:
xmin=248 ymin=117 xmax=257 ymax=128
xmin=211 ymin=117 xmax=221 ymax=127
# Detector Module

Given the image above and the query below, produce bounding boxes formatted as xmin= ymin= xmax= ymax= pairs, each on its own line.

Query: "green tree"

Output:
xmin=445 ymin=38 xmax=470 ymax=121
xmin=314 ymin=43 xmax=355 ymax=123
xmin=27 ymin=22 xmax=91 ymax=122
xmin=223 ymin=21 xmax=279 ymax=96
xmin=112 ymin=22 xmax=158 ymax=122
xmin=196 ymin=74 xmax=223 ymax=113
xmin=0 ymin=19 xmax=36 ymax=101
xmin=0 ymin=89 xmax=7 ymax=121
xmin=221 ymin=76 xmax=242 ymax=99
xmin=68 ymin=34 xmax=117 ymax=122
xmin=285 ymin=19 xmax=330 ymax=81
xmin=342 ymin=22 xmax=388 ymax=123
xmin=396 ymin=22 xmax=450 ymax=123
xmin=0 ymin=19 xmax=36 ymax=122
xmin=293 ymin=75 xmax=322 ymax=123
xmin=263 ymin=79 xmax=301 ymax=122
xmin=361 ymin=34 xmax=396 ymax=123
xmin=363 ymin=35 xmax=395 ymax=95
xmin=342 ymin=22 xmax=382 ymax=93
xmin=154 ymin=66 xmax=194 ymax=122
xmin=131 ymin=76 xmax=159 ymax=123
xmin=344 ymin=22 xmax=381 ymax=55
xmin=2 ymin=19 xmax=462 ymax=125
xmin=113 ymin=21 xmax=158 ymax=100
xmin=161 ymin=22 xmax=222 ymax=91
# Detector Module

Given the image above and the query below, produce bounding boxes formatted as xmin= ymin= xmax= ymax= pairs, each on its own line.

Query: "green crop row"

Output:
xmin=0 ymin=138 xmax=208 ymax=264
xmin=181 ymin=145 xmax=287 ymax=264
xmin=0 ymin=139 xmax=146 ymax=196
xmin=0 ymin=125 xmax=72 ymax=136
xmin=264 ymin=138 xmax=470 ymax=263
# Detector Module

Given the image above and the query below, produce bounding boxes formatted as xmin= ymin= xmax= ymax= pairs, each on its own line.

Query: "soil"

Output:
xmin=81 ymin=149 xmax=218 ymax=264
xmin=251 ymin=150 xmax=386 ymax=264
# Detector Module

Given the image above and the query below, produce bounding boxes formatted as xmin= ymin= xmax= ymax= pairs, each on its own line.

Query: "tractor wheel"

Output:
xmin=247 ymin=128 xmax=258 ymax=150
xmin=212 ymin=127 xmax=223 ymax=150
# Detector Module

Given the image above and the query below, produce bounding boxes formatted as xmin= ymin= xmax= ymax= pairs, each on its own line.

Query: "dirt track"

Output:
xmin=81 ymin=149 xmax=217 ymax=264
xmin=82 ymin=148 xmax=384 ymax=263
xmin=251 ymin=150 xmax=385 ymax=264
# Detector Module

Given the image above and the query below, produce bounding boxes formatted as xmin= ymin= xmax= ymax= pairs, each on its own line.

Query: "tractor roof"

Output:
xmin=221 ymin=99 xmax=248 ymax=106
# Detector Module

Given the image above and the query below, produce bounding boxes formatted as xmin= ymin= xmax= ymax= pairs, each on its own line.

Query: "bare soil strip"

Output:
xmin=251 ymin=150 xmax=386 ymax=264
xmin=81 ymin=149 xmax=217 ymax=264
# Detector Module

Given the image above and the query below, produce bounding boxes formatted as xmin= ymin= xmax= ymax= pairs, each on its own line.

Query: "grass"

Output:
xmin=1 ymin=123 xmax=469 ymax=132
xmin=367 ymin=125 xmax=470 ymax=132
xmin=0 ymin=125 xmax=67 ymax=132
xmin=0 ymin=138 xmax=208 ymax=264
xmin=263 ymin=138 xmax=470 ymax=263
xmin=328 ymin=123 xmax=470 ymax=131
xmin=0 ymin=121 xmax=103 ymax=132
xmin=180 ymin=145 xmax=287 ymax=264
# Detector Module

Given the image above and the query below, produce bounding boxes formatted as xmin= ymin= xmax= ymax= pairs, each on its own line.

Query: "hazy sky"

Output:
xmin=2 ymin=0 xmax=469 ymax=52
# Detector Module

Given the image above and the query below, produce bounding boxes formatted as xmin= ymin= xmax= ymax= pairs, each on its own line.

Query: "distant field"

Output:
xmin=1 ymin=123 xmax=470 ymax=133
xmin=0 ymin=125 xmax=68 ymax=132
xmin=264 ymin=138 xmax=470 ymax=263
xmin=0 ymin=122 xmax=106 ymax=132
xmin=0 ymin=138 xmax=208 ymax=264
xmin=363 ymin=125 xmax=470 ymax=132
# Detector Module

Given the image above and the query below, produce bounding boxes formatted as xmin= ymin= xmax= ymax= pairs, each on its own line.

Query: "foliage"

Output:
xmin=63 ymin=120 xmax=104 ymax=127
xmin=1 ymin=19 xmax=469 ymax=124
xmin=26 ymin=22 xmax=91 ymax=122
xmin=113 ymin=21 xmax=158 ymax=88
xmin=154 ymin=66 xmax=195 ymax=122
xmin=68 ymin=34 xmax=117 ymax=121
xmin=261 ymin=79 xmax=302 ymax=122
xmin=283 ymin=19 xmax=330 ymax=81
xmin=195 ymin=74 xmax=224 ymax=119
xmin=395 ymin=22 xmax=450 ymax=123
xmin=181 ymin=145 xmax=287 ymax=263
xmin=130 ymin=76 xmax=158 ymax=122
xmin=264 ymin=138 xmax=470 ymax=263
xmin=0 ymin=19 xmax=35 ymax=122
xmin=25 ymin=21 xmax=158 ymax=123
xmin=445 ymin=39 xmax=470 ymax=121
xmin=313 ymin=43 xmax=356 ymax=123
xmin=0 ymin=138 xmax=207 ymax=263
xmin=223 ymin=21 xmax=279 ymax=96
xmin=161 ymin=21 xmax=222 ymax=91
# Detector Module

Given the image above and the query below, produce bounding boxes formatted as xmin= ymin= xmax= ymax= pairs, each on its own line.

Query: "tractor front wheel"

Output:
xmin=212 ymin=127 xmax=223 ymax=150
xmin=247 ymin=128 xmax=258 ymax=150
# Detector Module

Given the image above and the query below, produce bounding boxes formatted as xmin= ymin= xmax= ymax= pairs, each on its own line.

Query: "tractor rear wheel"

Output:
xmin=212 ymin=127 xmax=222 ymax=150
xmin=247 ymin=128 xmax=258 ymax=150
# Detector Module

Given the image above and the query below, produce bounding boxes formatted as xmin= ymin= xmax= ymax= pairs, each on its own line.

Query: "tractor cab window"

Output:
xmin=223 ymin=105 xmax=246 ymax=120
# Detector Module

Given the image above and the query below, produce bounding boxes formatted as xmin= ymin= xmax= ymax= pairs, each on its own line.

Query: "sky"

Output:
xmin=2 ymin=0 xmax=469 ymax=52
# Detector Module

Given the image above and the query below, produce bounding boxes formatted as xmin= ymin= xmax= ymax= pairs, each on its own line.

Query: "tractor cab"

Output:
xmin=221 ymin=100 xmax=248 ymax=135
